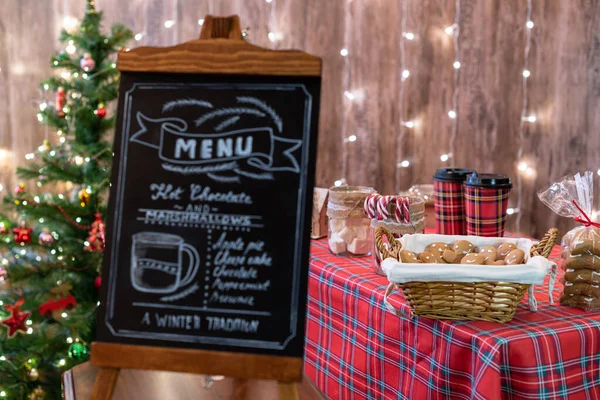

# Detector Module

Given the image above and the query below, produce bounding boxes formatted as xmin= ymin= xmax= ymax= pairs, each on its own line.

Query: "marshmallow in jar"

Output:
xmin=327 ymin=186 xmax=375 ymax=256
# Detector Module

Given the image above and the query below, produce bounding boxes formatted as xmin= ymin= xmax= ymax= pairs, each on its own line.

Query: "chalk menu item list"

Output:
xmin=96 ymin=73 xmax=320 ymax=358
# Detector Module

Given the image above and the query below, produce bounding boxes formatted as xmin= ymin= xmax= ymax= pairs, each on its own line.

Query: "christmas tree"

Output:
xmin=0 ymin=2 xmax=132 ymax=399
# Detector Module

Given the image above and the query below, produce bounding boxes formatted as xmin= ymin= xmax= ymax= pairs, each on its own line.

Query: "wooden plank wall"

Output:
xmin=0 ymin=0 xmax=598 ymax=238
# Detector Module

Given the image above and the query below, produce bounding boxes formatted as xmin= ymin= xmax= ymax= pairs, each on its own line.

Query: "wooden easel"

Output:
xmin=90 ymin=342 xmax=303 ymax=400
xmin=90 ymin=15 xmax=321 ymax=400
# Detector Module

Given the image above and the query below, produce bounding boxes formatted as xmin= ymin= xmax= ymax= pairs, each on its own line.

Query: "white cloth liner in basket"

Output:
xmin=381 ymin=234 xmax=558 ymax=317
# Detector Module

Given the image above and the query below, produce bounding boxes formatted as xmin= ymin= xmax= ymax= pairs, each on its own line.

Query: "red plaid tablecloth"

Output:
xmin=304 ymin=237 xmax=600 ymax=400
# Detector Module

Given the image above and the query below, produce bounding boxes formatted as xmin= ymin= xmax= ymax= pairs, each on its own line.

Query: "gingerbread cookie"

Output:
xmin=400 ymin=250 xmax=419 ymax=263
xmin=563 ymin=282 xmax=600 ymax=298
xmin=505 ymin=249 xmax=525 ymax=265
xmin=566 ymin=254 xmax=600 ymax=271
xmin=425 ymin=242 xmax=450 ymax=256
xmin=461 ymin=253 xmax=485 ymax=265
xmin=418 ymin=252 xmax=440 ymax=263
xmin=571 ymin=238 xmax=600 ymax=257
xmin=497 ymin=243 xmax=517 ymax=259
xmin=442 ymin=249 xmax=463 ymax=264
xmin=479 ymin=246 xmax=498 ymax=265
xmin=453 ymin=240 xmax=474 ymax=256
xmin=564 ymin=269 xmax=600 ymax=285
xmin=560 ymin=293 xmax=600 ymax=310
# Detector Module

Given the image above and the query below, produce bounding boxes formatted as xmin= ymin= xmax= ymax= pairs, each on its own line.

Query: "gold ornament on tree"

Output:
xmin=78 ymin=186 xmax=91 ymax=207
xmin=15 ymin=183 xmax=26 ymax=195
xmin=39 ymin=140 xmax=51 ymax=153
xmin=27 ymin=367 xmax=39 ymax=382
xmin=28 ymin=386 xmax=46 ymax=400
xmin=44 ymin=323 xmax=61 ymax=339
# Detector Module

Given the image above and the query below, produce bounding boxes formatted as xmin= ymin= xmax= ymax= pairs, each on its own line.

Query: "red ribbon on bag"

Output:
xmin=572 ymin=200 xmax=600 ymax=228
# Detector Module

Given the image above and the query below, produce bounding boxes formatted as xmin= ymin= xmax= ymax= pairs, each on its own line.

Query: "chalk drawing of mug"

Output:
xmin=131 ymin=232 xmax=200 ymax=294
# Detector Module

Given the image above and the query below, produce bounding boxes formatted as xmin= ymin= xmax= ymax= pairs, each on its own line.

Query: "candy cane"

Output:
xmin=370 ymin=194 xmax=381 ymax=219
xmin=365 ymin=193 xmax=379 ymax=219
xmin=377 ymin=195 xmax=392 ymax=220
xmin=363 ymin=195 xmax=371 ymax=217
xmin=364 ymin=193 xmax=379 ymax=218
xmin=395 ymin=196 xmax=411 ymax=223
xmin=394 ymin=197 xmax=403 ymax=223
xmin=402 ymin=197 xmax=410 ymax=223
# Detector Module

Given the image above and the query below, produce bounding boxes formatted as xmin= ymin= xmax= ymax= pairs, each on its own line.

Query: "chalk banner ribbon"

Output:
xmin=130 ymin=113 xmax=302 ymax=173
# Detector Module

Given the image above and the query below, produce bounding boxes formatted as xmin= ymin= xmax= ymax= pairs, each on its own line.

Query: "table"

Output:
xmin=62 ymin=362 xmax=325 ymax=399
xmin=305 ymin=237 xmax=600 ymax=400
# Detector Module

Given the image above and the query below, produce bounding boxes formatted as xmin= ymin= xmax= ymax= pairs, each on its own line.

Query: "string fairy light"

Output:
xmin=515 ymin=0 xmax=534 ymax=232
xmin=344 ymin=134 xmax=357 ymax=143
xmin=402 ymin=32 xmax=416 ymax=41
xmin=395 ymin=0 xmax=462 ymax=181
xmin=65 ymin=40 xmax=77 ymax=55
xmin=335 ymin=0 xmax=354 ymax=187
xmin=63 ymin=16 xmax=79 ymax=32
xmin=266 ymin=0 xmax=282 ymax=45
xmin=395 ymin=0 xmax=410 ymax=186
xmin=448 ymin=0 xmax=461 ymax=167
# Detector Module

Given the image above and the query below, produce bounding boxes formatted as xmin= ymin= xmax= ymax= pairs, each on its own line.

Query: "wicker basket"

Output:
xmin=370 ymin=196 xmax=425 ymax=275
xmin=375 ymin=227 xmax=558 ymax=323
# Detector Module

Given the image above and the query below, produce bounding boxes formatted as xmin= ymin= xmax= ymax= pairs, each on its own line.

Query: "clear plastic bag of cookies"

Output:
xmin=538 ymin=171 xmax=600 ymax=310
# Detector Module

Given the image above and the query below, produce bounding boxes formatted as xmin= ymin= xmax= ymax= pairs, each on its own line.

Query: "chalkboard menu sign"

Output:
xmin=93 ymin=16 xmax=321 ymax=382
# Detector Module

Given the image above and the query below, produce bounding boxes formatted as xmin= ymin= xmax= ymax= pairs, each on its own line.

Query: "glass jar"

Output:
xmin=406 ymin=184 xmax=435 ymax=230
xmin=326 ymin=186 xmax=375 ymax=256
xmin=370 ymin=195 xmax=425 ymax=275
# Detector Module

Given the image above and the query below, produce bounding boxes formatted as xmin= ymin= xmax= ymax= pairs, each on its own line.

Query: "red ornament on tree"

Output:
xmin=15 ymin=183 xmax=26 ymax=195
xmin=94 ymin=276 xmax=102 ymax=290
xmin=38 ymin=283 xmax=76 ymax=318
xmin=13 ymin=220 xmax=32 ymax=244
xmin=95 ymin=103 xmax=106 ymax=119
xmin=55 ymin=87 xmax=66 ymax=118
xmin=2 ymin=298 xmax=30 ymax=338
xmin=84 ymin=213 xmax=105 ymax=252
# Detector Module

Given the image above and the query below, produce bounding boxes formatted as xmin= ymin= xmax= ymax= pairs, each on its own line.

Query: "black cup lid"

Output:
xmin=433 ymin=168 xmax=476 ymax=183
xmin=465 ymin=172 xmax=512 ymax=188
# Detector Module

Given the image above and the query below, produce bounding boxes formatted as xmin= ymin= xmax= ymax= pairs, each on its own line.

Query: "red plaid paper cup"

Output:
xmin=464 ymin=173 xmax=513 ymax=237
xmin=433 ymin=168 xmax=475 ymax=235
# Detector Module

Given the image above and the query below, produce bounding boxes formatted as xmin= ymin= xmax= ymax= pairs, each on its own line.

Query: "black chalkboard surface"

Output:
xmin=95 ymin=71 xmax=321 ymax=359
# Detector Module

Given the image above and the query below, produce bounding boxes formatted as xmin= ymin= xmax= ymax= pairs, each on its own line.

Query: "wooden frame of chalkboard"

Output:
xmin=90 ymin=15 xmax=321 ymax=400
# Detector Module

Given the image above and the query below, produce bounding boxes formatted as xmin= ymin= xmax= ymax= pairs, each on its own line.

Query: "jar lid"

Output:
xmin=465 ymin=173 xmax=512 ymax=188
xmin=400 ymin=184 xmax=434 ymax=205
xmin=433 ymin=168 xmax=476 ymax=183
xmin=327 ymin=186 xmax=376 ymax=219
xmin=328 ymin=185 xmax=375 ymax=195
